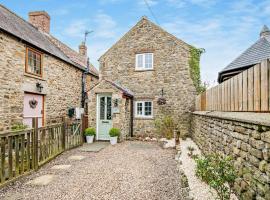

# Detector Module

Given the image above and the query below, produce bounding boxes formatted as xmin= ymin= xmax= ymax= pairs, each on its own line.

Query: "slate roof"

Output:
xmin=105 ymin=80 xmax=134 ymax=97
xmin=218 ymin=25 xmax=270 ymax=82
xmin=0 ymin=4 xmax=98 ymax=76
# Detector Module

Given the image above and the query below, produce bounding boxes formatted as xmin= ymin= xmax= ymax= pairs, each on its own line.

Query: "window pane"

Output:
xmin=136 ymin=54 xmax=143 ymax=68
xmin=136 ymin=102 xmax=143 ymax=115
xmin=27 ymin=49 xmax=41 ymax=75
xmin=145 ymin=53 xmax=153 ymax=69
xmin=107 ymin=97 xmax=112 ymax=120
xmin=144 ymin=102 xmax=152 ymax=116
xmin=100 ymin=97 xmax=105 ymax=120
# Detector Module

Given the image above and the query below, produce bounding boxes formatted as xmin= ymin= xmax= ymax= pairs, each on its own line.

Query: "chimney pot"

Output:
xmin=28 ymin=11 xmax=50 ymax=33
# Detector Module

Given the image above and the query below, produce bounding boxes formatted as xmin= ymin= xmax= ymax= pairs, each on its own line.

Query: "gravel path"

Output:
xmin=0 ymin=141 xmax=183 ymax=200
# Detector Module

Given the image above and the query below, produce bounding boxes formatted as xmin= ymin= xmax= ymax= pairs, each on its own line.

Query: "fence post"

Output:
xmin=81 ymin=114 xmax=85 ymax=144
xmin=62 ymin=117 xmax=66 ymax=150
xmin=32 ymin=118 xmax=38 ymax=170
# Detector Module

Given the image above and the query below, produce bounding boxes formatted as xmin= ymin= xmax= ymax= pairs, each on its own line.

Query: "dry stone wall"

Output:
xmin=191 ymin=112 xmax=270 ymax=200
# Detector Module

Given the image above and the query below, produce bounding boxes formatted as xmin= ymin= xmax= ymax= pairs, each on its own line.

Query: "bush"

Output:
xmin=11 ymin=123 xmax=28 ymax=131
xmin=195 ymin=154 xmax=236 ymax=200
xmin=109 ymin=128 xmax=120 ymax=137
xmin=84 ymin=128 xmax=96 ymax=136
xmin=154 ymin=115 xmax=176 ymax=139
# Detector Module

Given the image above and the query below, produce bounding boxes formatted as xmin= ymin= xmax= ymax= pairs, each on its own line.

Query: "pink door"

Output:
xmin=23 ymin=93 xmax=44 ymax=128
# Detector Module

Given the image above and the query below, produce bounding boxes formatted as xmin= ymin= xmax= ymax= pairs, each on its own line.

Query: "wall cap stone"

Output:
xmin=192 ymin=111 xmax=270 ymax=127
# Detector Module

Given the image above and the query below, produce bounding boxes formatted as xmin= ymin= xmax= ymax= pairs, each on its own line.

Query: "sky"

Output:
xmin=1 ymin=0 xmax=270 ymax=85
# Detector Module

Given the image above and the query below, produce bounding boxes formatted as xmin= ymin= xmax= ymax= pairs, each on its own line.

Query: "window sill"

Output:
xmin=24 ymin=73 xmax=45 ymax=81
xmin=134 ymin=117 xmax=154 ymax=120
xmin=134 ymin=69 xmax=154 ymax=72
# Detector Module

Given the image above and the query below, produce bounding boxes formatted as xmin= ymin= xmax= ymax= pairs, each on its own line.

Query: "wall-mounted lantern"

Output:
xmin=157 ymin=88 xmax=166 ymax=105
xmin=36 ymin=82 xmax=43 ymax=93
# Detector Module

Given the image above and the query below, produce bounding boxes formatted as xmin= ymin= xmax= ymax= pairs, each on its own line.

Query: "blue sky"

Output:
xmin=2 ymin=0 xmax=270 ymax=84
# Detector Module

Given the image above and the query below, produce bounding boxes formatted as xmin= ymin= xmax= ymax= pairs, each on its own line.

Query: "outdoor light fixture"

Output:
xmin=157 ymin=88 xmax=166 ymax=105
xmin=36 ymin=82 xmax=43 ymax=93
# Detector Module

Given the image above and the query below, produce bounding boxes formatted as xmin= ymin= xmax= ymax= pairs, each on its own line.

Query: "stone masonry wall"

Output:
xmin=0 ymin=32 xmax=83 ymax=131
xmin=191 ymin=112 xmax=270 ymax=200
xmin=99 ymin=18 xmax=197 ymax=137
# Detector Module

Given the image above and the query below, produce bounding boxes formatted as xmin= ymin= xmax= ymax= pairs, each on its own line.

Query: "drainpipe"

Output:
xmin=81 ymin=58 xmax=89 ymax=108
xmin=130 ymin=97 xmax=134 ymax=137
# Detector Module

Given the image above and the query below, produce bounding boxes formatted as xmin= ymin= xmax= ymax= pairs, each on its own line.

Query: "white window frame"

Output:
xmin=135 ymin=101 xmax=153 ymax=118
xmin=135 ymin=53 xmax=153 ymax=70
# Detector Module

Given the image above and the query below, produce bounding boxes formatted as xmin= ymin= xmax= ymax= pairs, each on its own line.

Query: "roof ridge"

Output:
xmin=0 ymin=4 xmax=39 ymax=31
xmin=99 ymin=16 xmax=192 ymax=61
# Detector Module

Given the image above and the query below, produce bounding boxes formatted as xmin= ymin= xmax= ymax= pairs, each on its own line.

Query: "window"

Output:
xmin=135 ymin=53 xmax=153 ymax=70
xmin=135 ymin=101 xmax=153 ymax=117
xmin=26 ymin=48 xmax=42 ymax=76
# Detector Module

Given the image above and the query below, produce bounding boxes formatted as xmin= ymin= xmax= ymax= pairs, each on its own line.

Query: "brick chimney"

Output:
xmin=260 ymin=25 xmax=270 ymax=39
xmin=79 ymin=42 xmax=87 ymax=58
xmin=28 ymin=11 xmax=50 ymax=33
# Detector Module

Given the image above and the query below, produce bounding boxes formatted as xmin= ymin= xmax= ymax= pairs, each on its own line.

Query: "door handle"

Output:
xmin=102 ymin=121 xmax=109 ymax=123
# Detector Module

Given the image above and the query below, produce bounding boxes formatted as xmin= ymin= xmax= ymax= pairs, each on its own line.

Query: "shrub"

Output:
xmin=11 ymin=123 xmax=28 ymax=131
xmin=109 ymin=128 xmax=120 ymax=137
xmin=154 ymin=115 xmax=176 ymax=139
xmin=195 ymin=154 xmax=236 ymax=200
xmin=84 ymin=128 xmax=96 ymax=136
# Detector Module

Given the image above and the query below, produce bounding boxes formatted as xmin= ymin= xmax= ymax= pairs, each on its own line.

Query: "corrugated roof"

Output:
xmin=0 ymin=4 xmax=99 ymax=76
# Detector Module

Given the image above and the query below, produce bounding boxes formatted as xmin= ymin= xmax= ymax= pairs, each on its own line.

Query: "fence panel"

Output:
xmin=195 ymin=59 xmax=270 ymax=112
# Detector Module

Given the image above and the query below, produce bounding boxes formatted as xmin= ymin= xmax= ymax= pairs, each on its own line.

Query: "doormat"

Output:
xmin=79 ymin=142 xmax=110 ymax=152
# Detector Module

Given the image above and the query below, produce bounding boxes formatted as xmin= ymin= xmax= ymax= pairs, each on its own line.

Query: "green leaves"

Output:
xmin=195 ymin=154 xmax=237 ymax=200
xmin=109 ymin=128 xmax=120 ymax=137
xmin=189 ymin=47 xmax=206 ymax=94
xmin=84 ymin=127 xmax=96 ymax=136
xmin=154 ymin=115 xmax=176 ymax=139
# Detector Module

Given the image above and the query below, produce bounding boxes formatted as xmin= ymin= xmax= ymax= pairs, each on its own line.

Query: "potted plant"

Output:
xmin=84 ymin=127 xmax=96 ymax=144
xmin=109 ymin=128 xmax=120 ymax=145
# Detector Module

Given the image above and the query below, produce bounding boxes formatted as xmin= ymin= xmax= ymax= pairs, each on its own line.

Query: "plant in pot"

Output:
xmin=84 ymin=128 xmax=96 ymax=144
xmin=109 ymin=128 xmax=120 ymax=145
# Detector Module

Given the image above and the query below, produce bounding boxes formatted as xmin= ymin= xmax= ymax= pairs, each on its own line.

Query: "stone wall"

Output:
xmin=0 ymin=32 xmax=83 ymax=131
xmin=99 ymin=17 xmax=197 ymax=137
xmin=88 ymin=80 xmax=131 ymax=140
xmin=191 ymin=111 xmax=270 ymax=199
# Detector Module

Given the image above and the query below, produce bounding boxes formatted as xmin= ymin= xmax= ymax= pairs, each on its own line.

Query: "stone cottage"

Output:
xmin=0 ymin=5 xmax=98 ymax=131
xmin=88 ymin=17 xmax=197 ymax=140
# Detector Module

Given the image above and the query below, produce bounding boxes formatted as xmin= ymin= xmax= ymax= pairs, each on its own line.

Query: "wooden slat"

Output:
xmin=234 ymin=76 xmax=239 ymax=111
xmin=8 ymin=136 xmax=13 ymax=179
xmin=242 ymin=70 xmax=248 ymax=111
xmin=230 ymin=78 xmax=234 ymax=111
xmin=15 ymin=135 xmax=19 ymax=176
xmin=248 ymin=67 xmax=254 ymax=111
xmin=254 ymin=64 xmax=261 ymax=111
xmin=1 ymin=138 xmax=5 ymax=183
xmin=26 ymin=132 xmax=31 ymax=171
xmin=20 ymin=134 xmax=25 ymax=174
xmin=261 ymin=59 xmax=269 ymax=111
xmin=238 ymin=73 xmax=243 ymax=111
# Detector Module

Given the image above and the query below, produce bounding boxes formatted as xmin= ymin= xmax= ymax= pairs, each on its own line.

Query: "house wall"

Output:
xmin=88 ymin=80 xmax=131 ymax=140
xmin=99 ymin=18 xmax=197 ymax=137
xmin=191 ymin=112 xmax=270 ymax=199
xmin=0 ymin=32 xmax=83 ymax=132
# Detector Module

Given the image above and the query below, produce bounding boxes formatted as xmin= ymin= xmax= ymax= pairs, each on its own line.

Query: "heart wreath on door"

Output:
xmin=29 ymin=98 xmax=38 ymax=109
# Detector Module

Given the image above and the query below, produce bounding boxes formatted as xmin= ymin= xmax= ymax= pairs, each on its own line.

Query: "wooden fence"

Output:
xmin=195 ymin=59 xmax=270 ymax=112
xmin=0 ymin=118 xmax=83 ymax=186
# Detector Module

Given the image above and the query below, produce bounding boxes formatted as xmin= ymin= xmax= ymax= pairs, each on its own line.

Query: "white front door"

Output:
xmin=97 ymin=94 xmax=112 ymax=140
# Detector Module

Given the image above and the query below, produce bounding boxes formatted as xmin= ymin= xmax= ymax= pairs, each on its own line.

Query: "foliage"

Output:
xmin=154 ymin=115 xmax=177 ymax=139
xmin=84 ymin=127 xmax=96 ymax=136
xmin=187 ymin=146 xmax=195 ymax=157
xmin=195 ymin=154 xmax=237 ymax=200
xmin=109 ymin=128 xmax=120 ymax=137
xmin=189 ymin=46 xmax=206 ymax=93
xmin=11 ymin=123 xmax=28 ymax=131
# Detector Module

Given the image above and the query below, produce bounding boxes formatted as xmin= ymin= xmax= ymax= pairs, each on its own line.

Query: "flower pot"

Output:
xmin=86 ymin=135 xmax=94 ymax=144
xmin=110 ymin=136 xmax=118 ymax=145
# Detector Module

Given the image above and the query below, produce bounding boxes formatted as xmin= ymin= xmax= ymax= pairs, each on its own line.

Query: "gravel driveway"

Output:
xmin=0 ymin=141 xmax=183 ymax=200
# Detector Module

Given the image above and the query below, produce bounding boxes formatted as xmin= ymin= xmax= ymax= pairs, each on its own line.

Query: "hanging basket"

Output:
xmin=157 ymin=97 xmax=166 ymax=105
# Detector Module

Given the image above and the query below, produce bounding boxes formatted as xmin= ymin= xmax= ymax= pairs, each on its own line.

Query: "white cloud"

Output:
xmin=64 ymin=20 xmax=88 ymax=38
xmin=138 ymin=0 xmax=159 ymax=6
xmin=166 ymin=0 xmax=217 ymax=8
xmin=93 ymin=13 xmax=118 ymax=39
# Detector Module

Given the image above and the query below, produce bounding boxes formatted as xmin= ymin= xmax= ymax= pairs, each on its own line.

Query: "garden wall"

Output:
xmin=191 ymin=111 xmax=270 ymax=200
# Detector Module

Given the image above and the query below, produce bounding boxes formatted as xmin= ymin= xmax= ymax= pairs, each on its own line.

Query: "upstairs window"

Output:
xmin=135 ymin=53 xmax=153 ymax=70
xmin=135 ymin=101 xmax=153 ymax=118
xmin=26 ymin=48 xmax=42 ymax=77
